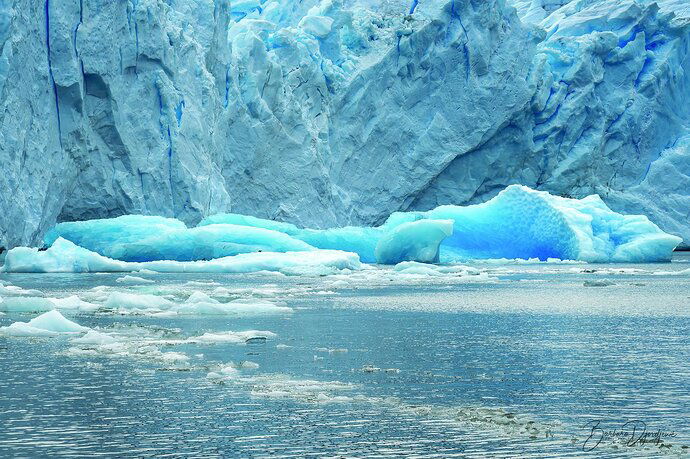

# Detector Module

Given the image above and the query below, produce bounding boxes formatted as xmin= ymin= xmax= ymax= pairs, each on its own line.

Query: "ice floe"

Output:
xmin=3 ymin=238 xmax=361 ymax=274
xmin=0 ymin=310 xmax=89 ymax=337
xmin=116 ymin=275 xmax=155 ymax=285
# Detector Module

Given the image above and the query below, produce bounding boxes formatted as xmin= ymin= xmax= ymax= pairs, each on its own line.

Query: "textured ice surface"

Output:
xmin=204 ymin=186 xmax=681 ymax=262
xmin=47 ymin=218 xmax=316 ymax=262
xmin=375 ymin=219 xmax=454 ymax=264
xmin=2 ymin=238 xmax=361 ymax=274
xmin=12 ymin=185 xmax=680 ymax=266
xmin=1 ymin=0 xmax=689 ymax=249
xmin=417 ymin=185 xmax=682 ymax=262
xmin=44 ymin=216 xmax=187 ymax=255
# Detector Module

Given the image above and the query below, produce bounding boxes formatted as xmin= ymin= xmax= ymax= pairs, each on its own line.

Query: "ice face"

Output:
xmin=1 ymin=0 xmax=689 ymax=249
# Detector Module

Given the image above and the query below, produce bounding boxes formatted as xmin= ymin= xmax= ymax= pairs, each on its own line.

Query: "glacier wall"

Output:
xmin=0 ymin=0 xmax=688 ymax=249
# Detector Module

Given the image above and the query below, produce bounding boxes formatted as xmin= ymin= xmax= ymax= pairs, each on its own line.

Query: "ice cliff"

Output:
xmin=0 ymin=0 xmax=688 ymax=248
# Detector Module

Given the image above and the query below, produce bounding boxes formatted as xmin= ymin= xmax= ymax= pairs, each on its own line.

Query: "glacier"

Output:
xmin=0 ymin=0 xmax=688 ymax=249
xmin=3 ymin=185 xmax=680 ymax=271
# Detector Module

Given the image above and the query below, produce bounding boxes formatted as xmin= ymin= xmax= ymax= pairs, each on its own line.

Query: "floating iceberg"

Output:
xmin=0 ymin=297 xmax=55 ymax=313
xmin=115 ymin=275 xmax=155 ymax=285
xmin=0 ymin=310 xmax=89 ymax=337
xmin=2 ymin=238 xmax=361 ymax=274
xmin=44 ymin=216 xmax=187 ymax=257
xmin=0 ymin=295 xmax=98 ymax=313
xmin=200 ymin=186 xmax=681 ymax=263
xmin=103 ymin=290 xmax=293 ymax=316
xmin=71 ymin=330 xmax=118 ymax=345
xmin=46 ymin=218 xmax=315 ymax=262
xmin=415 ymin=185 xmax=682 ymax=262
xmin=7 ymin=186 xmax=681 ymax=268
xmin=188 ymin=330 xmax=276 ymax=344
xmin=375 ymin=220 xmax=454 ymax=264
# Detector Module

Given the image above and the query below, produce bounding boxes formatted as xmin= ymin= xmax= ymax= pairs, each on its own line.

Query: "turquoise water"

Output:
xmin=1 ymin=257 xmax=689 ymax=457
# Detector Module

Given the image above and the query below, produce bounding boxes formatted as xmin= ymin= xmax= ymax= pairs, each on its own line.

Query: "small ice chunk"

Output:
xmin=0 ymin=297 xmax=55 ymax=313
xmin=189 ymin=330 xmax=276 ymax=344
xmin=0 ymin=310 xmax=88 ymax=336
xmin=104 ymin=292 xmax=173 ymax=311
xmin=207 ymin=365 xmax=240 ymax=380
xmin=237 ymin=361 xmax=259 ymax=370
xmin=0 ymin=283 xmax=45 ymax=297
xmin=50 ymin=295 xmax=99 ymax=312
xmin=362 ymin=365 xmax=380 ymax=373
xmin=116 ymin=275 xmax=154 ymax=285
xmin=185 ymin=291 xmax=219 ymax=304
xmin=583 ymin=279 xmax=616 ymax=287
xmin=71 ymin=330 xmax=117 ymax=345
xmin=27 ymin=310 xmax=89 ymax=333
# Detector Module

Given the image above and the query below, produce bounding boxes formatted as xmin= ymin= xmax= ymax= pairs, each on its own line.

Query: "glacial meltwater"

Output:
xmin=1 ymin=255 xmax=689 ymax=458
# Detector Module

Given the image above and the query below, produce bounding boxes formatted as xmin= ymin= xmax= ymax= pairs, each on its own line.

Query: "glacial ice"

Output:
xmin=46 ymin=217 xmax=315 ymax=262
xmin=375 ymin=219 xmax=454 ymax=264
xmin=44 ymin=216 xmax=187 ymax=257
xmin=188 ymin=330 xmax=277 ymax=345
xmin=201 ymin=186 xmax=681 ymax=262
xmin=3 ymin=237 xmax=361 ymax=274
xmin=1 ymin=0 xmax=689 ymax=251
xmin=4 ymin=185 xmax=680 ymax=268
xmin=115 ymin=275 xmax=155 ymax=285
xmin=0 ymin=295 xmax=98 ymax=313
xmin=0 ymin=310 xmax=88 ymax=337
xmin=102 ymin=291 xmax=293 ymax=316
xmin=416 ymin=185 xmax=682 ymax=262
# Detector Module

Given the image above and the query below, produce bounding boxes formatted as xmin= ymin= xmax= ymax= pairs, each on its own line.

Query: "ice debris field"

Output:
xmin=2 ymin=185 xmax=681 ymax=275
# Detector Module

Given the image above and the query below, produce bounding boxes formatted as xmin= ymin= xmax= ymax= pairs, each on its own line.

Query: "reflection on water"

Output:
xmin=1 ymin=258 xmax=689 ymax=457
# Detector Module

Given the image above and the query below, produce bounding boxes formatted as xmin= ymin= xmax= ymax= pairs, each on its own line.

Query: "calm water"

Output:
xmin=1 ymin=256 xmax=689 ymax=457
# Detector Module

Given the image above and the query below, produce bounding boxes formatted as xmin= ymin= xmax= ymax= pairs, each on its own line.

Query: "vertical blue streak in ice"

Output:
xmin=45 ymin=0 xmax=62 ymax=147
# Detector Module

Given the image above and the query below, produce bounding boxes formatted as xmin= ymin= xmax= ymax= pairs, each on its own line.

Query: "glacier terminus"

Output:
xmin=0 ymin=0 xmax=688 ymax=250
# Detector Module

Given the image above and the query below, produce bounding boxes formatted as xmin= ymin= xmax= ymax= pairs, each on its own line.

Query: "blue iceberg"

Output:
xmin=374 ymin=220 xmax=454 ymax=265
xmin=31 ymin=186 xmax=681 ymax=268
xmin=3 ymin=238 xmax=360 ymax=274
xmin=199 ymin=186 xmax=681 ymax=263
